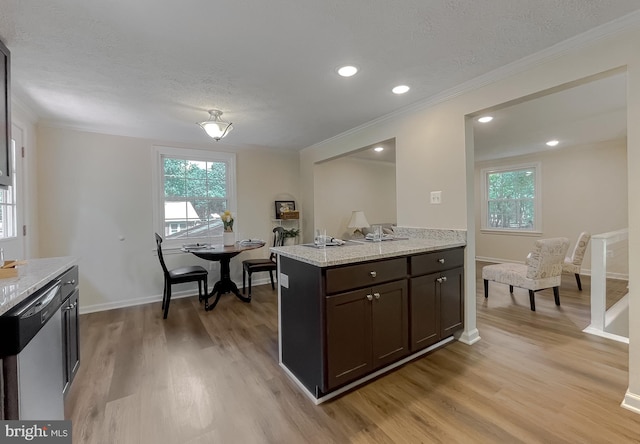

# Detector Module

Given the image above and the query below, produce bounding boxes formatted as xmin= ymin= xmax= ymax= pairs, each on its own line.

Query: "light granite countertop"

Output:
xmin=271 ymin=238 xmax=465 ymax=267
xmin=0 ymin=256 xmax=78 ymax=316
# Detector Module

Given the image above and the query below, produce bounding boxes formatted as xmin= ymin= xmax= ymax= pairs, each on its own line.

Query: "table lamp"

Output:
xmin=347 ymin=210 xmax=370 ymax=237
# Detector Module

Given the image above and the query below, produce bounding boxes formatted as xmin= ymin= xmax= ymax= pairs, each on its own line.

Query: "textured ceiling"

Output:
xmin=1 ymin=1 xmax=639 ymax=150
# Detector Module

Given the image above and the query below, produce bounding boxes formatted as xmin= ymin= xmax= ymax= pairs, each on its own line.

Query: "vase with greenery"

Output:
xmin=221 ymin=210 xmax=235 ymax=245
xmin=282 ymin=228 xmax=300 ymax=244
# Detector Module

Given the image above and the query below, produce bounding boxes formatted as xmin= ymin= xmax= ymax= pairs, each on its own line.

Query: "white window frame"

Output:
xmin=0 ymin=138 xmax=17 ymax=241
xmin=480 ymin=162 xmax=542 ymax=235
xmin=152 ymin=146 xmax=237 ymax=250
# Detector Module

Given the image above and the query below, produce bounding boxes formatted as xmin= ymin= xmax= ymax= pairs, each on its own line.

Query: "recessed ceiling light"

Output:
xmin=373 ymin=146 xmax=384 ymax=152
xmin=392 ymin=85 xmax=410 ymax=94
xmin=546 ymin=140 xmax=559 ymax=147
xmin=477 ymin=116 xmax=493 ymax=123
xmin=337 ymin=65 xmax=358 ymax=77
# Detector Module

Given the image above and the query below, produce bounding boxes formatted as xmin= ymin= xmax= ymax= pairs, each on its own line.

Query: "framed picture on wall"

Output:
xmin=275 ymin=201 xmax=295 ymax=219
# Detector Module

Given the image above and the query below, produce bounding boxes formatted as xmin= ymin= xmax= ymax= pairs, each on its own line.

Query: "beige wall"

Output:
xmin=36 ymin=126 xmax=299 ymax=311
xmin=314 ymin=156 xmax=396 ymax=239
xmin=300 ymin=26 xmax=640 ymax=408
xmin=475 ymin=139 xmax=628 ymax=276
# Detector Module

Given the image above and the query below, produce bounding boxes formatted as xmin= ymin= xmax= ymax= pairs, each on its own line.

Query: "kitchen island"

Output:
xmin=272 ymin=235 xmax=466 ymax=403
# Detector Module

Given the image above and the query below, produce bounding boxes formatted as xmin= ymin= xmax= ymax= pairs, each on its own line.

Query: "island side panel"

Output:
xmin=280 ymin=256 xmax=325 ymax=396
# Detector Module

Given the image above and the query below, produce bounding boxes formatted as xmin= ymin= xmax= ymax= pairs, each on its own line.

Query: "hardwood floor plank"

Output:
xmin=67 ymin=269 xmax=640 ymax=443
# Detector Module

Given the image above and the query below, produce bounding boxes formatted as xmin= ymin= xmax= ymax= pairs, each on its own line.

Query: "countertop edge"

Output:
xmin=0 ymin=256 xmax=79 ymax=316
xmin=272 ymin=240 xmax=466 ymax=267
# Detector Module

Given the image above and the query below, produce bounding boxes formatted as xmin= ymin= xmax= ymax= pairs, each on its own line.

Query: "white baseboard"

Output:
xmin=456 ymin=328 xmax=481 ymax=345
xmin=476 ymin=256 xmax=523 ymax=265
xmin=79 ymin=276 xmax=274 ymax=315
xmin=582 ymin=325 xmax=629 ymax=344
xmin=622 ymin=390 xmax=640 ymax=415
xmin=475 ymin=257 xmax=629 ymax=280
xmin=282 ymin=336 xmax=456 ymax=405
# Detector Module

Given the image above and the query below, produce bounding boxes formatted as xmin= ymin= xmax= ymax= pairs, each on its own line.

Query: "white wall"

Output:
xmin=314 ymin=156 xmax=396 ymax=239
xmin=300 ymin=25 xmax=640 ymax=409
xmin=475 ymin=139 xmax=628 ymax=275
xmin=9 ymin=100 xmax=39 ymax=259
xmin=36 ymin=126 xmax=299 ymax=312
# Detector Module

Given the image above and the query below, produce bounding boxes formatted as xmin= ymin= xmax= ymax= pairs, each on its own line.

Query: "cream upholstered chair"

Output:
xmin=562 ymin=232 xmax=591 ymax=291
xmin=482 ymin=237 xmax=570 ymax=311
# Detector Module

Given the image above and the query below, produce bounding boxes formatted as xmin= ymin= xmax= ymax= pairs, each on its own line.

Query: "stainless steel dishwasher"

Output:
xmin=0 ymin=279 xmax=65 ymax=420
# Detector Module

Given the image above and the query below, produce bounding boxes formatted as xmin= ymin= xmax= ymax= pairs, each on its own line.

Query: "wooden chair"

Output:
xmin=242 ymin=227 xmax=285 ymax=296
xmin=155 ymin=233 xmax=208 ymax=319
xmin=562 ymin=232 xmax=591 ymax=291
xmin=482 ymin=237 xmax=570 ymax=311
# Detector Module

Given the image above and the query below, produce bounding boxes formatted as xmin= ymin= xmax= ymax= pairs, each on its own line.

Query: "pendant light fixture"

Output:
xmin=198 ymin=109 xmax=233 ymax=141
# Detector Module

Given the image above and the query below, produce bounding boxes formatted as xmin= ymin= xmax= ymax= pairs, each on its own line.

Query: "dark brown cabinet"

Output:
xmin=410 ymin=248 xmax=464 ymax=352
xmin=440 ymin=267 xmax=464 ymax=338
xmin=326 ymin=279 xmax=408 ymax=390
xmin=62 ymin=290 xmax=79 ymax=396
xmin=279 ymin=246 xmax=463 ymax=400
xmin=409 ymin=274 xmax=439 ymax=350
xmin=60 ymin=266 xmax=80 ymax=396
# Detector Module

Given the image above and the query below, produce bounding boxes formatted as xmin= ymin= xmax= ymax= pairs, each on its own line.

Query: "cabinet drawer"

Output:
xmin=410 ymin=248 xmax=464 ymax=276
xmin=326 ymin=258 xmax=407 ymax=294
xmin=59 ymin=266 xmax=79 ymax=300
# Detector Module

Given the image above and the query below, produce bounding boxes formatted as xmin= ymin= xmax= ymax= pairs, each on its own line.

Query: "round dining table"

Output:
xmin=183 ymin=242 xmax=265 ymax=311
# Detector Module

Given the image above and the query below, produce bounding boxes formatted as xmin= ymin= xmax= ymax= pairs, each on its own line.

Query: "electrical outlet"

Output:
xmin=430 ymin=191 xmax=442 ymax=204
xmin=280 ymin=273 xmax=289 ymax=288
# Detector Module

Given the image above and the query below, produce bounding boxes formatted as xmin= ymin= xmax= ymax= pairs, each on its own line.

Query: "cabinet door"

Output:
xmin=371 ymin=280 xmax=409 ymax=369
xmin=409 ymin=274 xmax=439 ymax=351
xmin=62 ymin=290 xmax=80 ymax=396
xmin=440 ymin=267 xmax=464 ymax=338
xmin=326 ymin=288 xmax=373 ymax=390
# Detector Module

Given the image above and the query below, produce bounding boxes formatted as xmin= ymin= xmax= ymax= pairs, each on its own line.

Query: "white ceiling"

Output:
xmin=1 ymin=1 xmax=639 ymax=151
xmin=347 ymin=138 xmax=396 ymax=164
xmin=473 ymin=72 xmax=627 ymax=161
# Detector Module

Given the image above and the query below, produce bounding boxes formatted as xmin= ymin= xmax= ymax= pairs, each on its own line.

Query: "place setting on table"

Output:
xmin=181 ymin=239 xmax=266 ymax=310
xmin=302 ymin=226 xmax=407 ymax=248
xmin=180 ymin=211 xmax=267 ymax=310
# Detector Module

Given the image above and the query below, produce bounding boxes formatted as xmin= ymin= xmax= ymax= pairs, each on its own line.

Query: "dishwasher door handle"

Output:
xmin=18 ymin=280 xmax=62 ymax=319
xmin=35 ymin=282 xmax=61 ymax=309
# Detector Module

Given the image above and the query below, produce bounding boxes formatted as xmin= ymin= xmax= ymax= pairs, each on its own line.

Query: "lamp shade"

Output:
xmin=198 ymin=109 xmax=233 ymax=141
xmin=347 ymin=210 xmax=370 ymax=229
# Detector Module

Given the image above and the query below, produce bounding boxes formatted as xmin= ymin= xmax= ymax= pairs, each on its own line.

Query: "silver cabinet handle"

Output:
xmin=437 ymin=276 xmax=448 ymax=283
xmin=370 ymin=271 xmax=377 ymax=278
xmin=438 ymin=258 xmax=445 ymax=264
xmin=366 ymin=294 xmax=373 ymax=301
xmin=374 ymin=292 xmax=381 ymax=300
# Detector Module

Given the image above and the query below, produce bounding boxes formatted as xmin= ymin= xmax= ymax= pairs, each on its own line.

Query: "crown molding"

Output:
xmin=307 ymin=10 xmax=640 ymax=151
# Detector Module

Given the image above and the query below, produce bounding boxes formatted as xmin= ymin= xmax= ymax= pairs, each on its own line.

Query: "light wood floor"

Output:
xmin=66 ymin=266 xmax=640 ymax=443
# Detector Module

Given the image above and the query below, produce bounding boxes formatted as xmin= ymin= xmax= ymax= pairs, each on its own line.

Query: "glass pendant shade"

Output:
xmin=198 ymin=109 xmax=233 ymax=141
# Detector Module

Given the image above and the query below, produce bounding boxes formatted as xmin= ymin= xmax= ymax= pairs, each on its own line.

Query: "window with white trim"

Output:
xmin=152 ymin=146 xmax=236 ymax=248
xmin=481 ymin=163 xmax=541 ymax=233
xmin=0 ymin=139 xmax=17 ymax=239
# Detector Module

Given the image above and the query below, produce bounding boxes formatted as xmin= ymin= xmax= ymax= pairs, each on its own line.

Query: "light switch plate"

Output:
xmin=430 ymin=191 xmax=442 ymax=204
